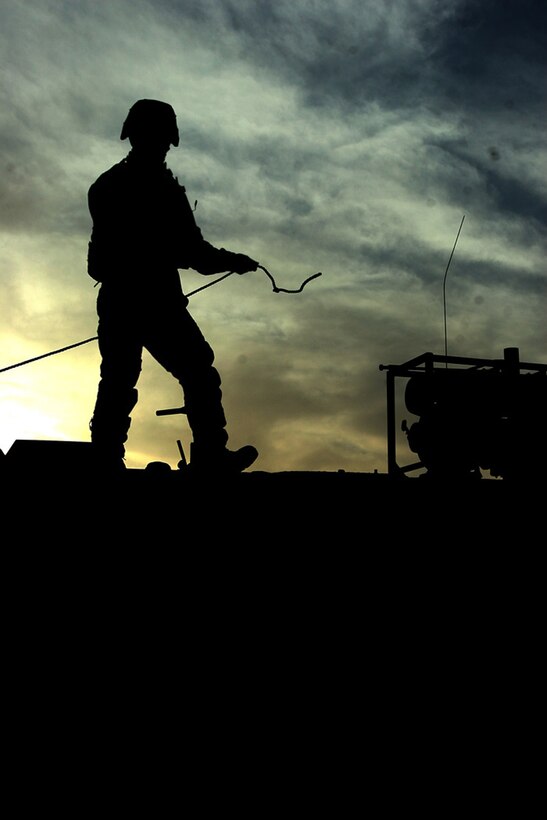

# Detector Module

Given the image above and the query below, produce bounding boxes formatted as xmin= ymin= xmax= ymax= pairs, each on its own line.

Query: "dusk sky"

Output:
xmin=1 ymin=0 xmax=545 ymax=473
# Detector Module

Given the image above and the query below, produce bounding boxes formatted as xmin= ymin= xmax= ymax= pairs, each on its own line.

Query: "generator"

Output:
xmin=379 ymin=347 xmax=547 ymax=480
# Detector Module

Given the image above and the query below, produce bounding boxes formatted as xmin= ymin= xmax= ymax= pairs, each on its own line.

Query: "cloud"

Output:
xmin=153 ymin=0 xmax=547 ymax=115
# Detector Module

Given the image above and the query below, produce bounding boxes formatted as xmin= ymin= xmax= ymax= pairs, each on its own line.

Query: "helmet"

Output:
xmin=120 ymin=99 xmax=180 ymax=147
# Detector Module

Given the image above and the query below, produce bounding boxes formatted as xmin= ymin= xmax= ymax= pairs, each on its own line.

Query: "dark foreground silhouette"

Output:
xmin=1 ymin=434 xmax=539 ymax=520
xmin=87 ymin=99 xmax=259 ymax=475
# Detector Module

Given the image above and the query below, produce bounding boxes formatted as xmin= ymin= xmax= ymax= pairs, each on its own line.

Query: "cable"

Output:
xmin=1 ymin=265 xmax=323 ymax=374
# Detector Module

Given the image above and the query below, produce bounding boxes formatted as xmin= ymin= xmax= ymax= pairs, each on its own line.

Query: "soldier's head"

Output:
xmin=121 ymin=99 xmax=180 ymax=156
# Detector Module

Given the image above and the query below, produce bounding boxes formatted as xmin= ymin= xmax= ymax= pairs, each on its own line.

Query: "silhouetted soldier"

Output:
xmin=87 ymin=99 xmax=259 ymax=473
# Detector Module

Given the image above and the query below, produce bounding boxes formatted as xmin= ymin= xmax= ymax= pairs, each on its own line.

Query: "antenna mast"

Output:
xmin=443 ymin=214 xmax=465 ymax=361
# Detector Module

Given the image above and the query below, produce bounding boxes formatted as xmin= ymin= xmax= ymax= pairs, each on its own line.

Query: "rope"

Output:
xmin=258 ymin=264 xmax=322 ymax=293
xmin=0 ymin=337 xmax=99 ymax=374
xmin=185 ymin=265 xmax=322 ymax=296
xmin=1 ymin=265 xmax=322 ymax=374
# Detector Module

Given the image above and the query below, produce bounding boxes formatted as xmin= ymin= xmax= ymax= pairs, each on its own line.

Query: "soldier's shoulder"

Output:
xmin=89 ymin=159 xmax=130 ymax=193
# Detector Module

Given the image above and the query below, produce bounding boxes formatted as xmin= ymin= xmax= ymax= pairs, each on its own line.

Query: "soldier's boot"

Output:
xmin=89 ymin=388 xmax=138 ymax=474
xmin=189 ymin=442 xmax=258 ymax=475
xmin=182 ymin=370 xmax=258 ymax=474
xmin=89 ymin=421 xmax=129 ymax=473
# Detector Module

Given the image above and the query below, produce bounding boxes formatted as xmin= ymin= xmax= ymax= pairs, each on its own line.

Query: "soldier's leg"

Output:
xmin=90 ymin=290 xmax=142 ymax=462
xmin=145 ymin=307 xmax=257 ymax=471
xmin=144 ymin=307 xmax=228 ymax=449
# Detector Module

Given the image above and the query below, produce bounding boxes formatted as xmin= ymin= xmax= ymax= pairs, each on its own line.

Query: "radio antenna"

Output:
xmin=443 ymin=214 xmax=465 ymax=363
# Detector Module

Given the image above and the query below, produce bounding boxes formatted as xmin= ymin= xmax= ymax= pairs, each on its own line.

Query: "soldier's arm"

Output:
xmin=176 ymin=184 xmax=258 ymax=275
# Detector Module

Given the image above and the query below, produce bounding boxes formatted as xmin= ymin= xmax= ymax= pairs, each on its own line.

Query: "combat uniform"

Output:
xmin=88 ymin=143 xmax=256 ymax=467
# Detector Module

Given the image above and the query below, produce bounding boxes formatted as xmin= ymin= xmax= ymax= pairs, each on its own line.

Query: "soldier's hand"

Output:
xmin=232 ymin=254 xmax=259 ymax=274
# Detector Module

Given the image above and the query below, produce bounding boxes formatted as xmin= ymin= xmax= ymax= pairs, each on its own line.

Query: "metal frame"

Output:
xmin=378 ymin=347 xmax=547 ymax=478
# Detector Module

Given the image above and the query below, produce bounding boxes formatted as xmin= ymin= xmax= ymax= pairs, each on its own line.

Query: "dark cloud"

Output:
xmin=427 ymin=0 xmax=547 ymax=112
xmin=425 ymin=137 xmax=547 ymax=229
xmin=152 ymin=0 xmax=547 ymax=114
xmin=152 ymin=0 xmax=429 ymax=110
